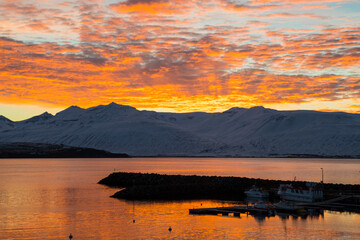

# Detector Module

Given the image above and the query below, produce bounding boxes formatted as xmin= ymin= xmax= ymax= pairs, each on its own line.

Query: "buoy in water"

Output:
xmin=69 ymin=233 xmax=73 ymax=239
xmin=133 ymin=219 xmax=135 ymax=223
xmin=168 ymin=226 xmax=172 ymax=232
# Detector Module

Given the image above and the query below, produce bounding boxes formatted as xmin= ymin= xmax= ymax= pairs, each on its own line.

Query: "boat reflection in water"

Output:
xmin=248 ymin=208 xmax=324 ymax=225
xmin=274 ymin=201 xmax=307 ymax=215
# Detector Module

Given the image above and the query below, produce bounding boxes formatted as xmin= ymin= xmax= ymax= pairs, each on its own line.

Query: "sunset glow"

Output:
xmin=0 ymin=0 xmax=359 ymax=120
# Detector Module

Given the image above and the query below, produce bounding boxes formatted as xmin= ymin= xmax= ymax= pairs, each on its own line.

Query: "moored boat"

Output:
xmin=278 ymin=182 xmax=323 ymax=202
xmin=245 ymin=185 xmax=269 ymax=198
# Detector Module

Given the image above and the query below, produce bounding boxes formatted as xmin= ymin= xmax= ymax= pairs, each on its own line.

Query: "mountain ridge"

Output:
xmin=0 ymin=103 xmax=359 ymax=157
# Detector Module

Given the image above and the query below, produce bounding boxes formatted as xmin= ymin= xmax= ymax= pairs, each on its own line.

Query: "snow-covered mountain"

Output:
xmin=1 ymin=102 xmax=360 ymax=157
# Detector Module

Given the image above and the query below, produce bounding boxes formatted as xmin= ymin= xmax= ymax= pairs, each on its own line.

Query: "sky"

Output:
xmin=0 ymin=0 xmax=359 ymax=120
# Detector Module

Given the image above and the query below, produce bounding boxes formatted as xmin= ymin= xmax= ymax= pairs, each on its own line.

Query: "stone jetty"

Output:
xmin=98 ymin=172 xmax=360 ymax=201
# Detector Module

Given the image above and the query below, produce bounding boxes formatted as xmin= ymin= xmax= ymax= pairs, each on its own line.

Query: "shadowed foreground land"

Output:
xmin=0 ymin=142 xmax=130 ymax=158
xmin=98 ymin=172 xmax=360 ymax=201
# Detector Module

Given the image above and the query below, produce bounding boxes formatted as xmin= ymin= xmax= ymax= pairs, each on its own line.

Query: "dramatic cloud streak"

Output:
xmin=0 ymin=0 xmax=359 ymax=118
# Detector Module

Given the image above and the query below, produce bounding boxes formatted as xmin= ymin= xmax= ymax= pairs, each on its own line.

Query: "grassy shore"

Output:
xmin=98 ymin=172 xmax=360 ymax=201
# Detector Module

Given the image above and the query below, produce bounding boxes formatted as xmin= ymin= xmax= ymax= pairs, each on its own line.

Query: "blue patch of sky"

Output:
xmin=105 ymin=0 xmax=126 ymax=4
xmin=197 ymin=10 xmax=242 ymax=27
xmin=267 ymin=17 xmax=330 ymax=32
xmin=289 ymin=68 xmax=359 ymax=77
xmin=2 ymin=32 xmax=68 ymax=45
xmin=328 ymin=1 xmax=360 ymax=13
xmin=323 ymin=2 xmax=360 ymax=21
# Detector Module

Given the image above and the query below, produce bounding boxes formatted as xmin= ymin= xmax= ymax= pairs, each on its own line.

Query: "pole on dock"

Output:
xmin=321 ymin=168 xmax=324 ymax=183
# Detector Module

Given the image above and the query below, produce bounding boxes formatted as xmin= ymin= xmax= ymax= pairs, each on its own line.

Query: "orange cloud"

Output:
xmin=110 ymin=0 xmax=186 ymax=15
xmin=1 ymin=33 xmax=358 ymax=111
xmin=302 ymin=4 xmax=333 ymax=9
xmin=0 ymin=0 xmax=359 ymax=114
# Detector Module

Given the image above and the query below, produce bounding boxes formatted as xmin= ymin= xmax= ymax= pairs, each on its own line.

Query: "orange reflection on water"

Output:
xmin=1 ymin=158 xmax=360 ymax=239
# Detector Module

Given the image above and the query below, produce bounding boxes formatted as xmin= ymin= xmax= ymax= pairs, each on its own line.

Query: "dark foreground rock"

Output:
xmin=98 ymin=172 xmax=360 ymax=200
xmin=0 ymin=142 xmax=130 ymax=158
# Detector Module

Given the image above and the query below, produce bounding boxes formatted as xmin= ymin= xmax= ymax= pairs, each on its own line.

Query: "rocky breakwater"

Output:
xmin=99 ymin=172 xmax=360 ymax=201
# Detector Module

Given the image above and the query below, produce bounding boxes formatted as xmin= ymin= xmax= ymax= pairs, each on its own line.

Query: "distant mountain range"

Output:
xmin=1 ymin=102 xmax=360 ymax=157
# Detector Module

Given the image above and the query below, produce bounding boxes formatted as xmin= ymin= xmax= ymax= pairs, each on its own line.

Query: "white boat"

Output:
xmin=278 ymin=182 xmax=323 ymax=203
xmin=245 ymin=185 xmax=269 ymax=198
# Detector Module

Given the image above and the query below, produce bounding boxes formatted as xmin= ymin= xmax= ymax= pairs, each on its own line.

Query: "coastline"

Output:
xmin=129 ymin=155 xmax=360 ymax=159
xmin=1 ymin=142 xmax=359 ymax=159
xmin=0 ymin=142 xmax=130 ymax=158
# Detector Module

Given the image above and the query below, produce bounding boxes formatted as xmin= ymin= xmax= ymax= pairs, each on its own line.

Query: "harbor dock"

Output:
xmin=189 ymin=195 xmax=360 ymax=218
xmin=189 ymin=206 xmax=272 ymax=216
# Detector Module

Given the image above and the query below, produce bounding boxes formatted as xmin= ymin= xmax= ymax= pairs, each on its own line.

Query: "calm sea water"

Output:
xmin=0 ymin=158 xmax=360 ymax=239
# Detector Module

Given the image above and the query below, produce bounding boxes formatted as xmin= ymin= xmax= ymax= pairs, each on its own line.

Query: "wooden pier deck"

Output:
xmin=189 ymin=206 xmax=272 ymax=216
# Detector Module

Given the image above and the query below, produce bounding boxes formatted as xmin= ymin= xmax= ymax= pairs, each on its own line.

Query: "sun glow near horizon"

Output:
xmin=2 ymin=98 xmax=360 ymax=122
xmin=0 ymin=0 xmax=359 ymax=120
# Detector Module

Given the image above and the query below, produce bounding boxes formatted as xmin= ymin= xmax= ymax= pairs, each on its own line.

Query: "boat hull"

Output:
xmin=278 ymin=193 xmax=314 ymax=203
xmin=245 ymin=192 xmax=269 ymax=198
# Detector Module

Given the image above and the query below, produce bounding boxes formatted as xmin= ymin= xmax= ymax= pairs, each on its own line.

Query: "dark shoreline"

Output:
xmin=98 ymin=172 xmax=360 ymax=201
xmin=130 ymin=155 xmax=360 ymax=159
xmin=1 ymin=142 xmax=359 ymax=159
xmin=0 ymin=142 xmax=129 ymax=158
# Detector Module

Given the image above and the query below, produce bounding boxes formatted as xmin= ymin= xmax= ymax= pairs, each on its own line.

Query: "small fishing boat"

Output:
xmin=245 ymin=185 xmax=269 ymax=198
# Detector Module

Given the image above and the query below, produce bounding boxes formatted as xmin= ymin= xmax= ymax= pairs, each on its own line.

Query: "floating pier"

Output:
xmin=189 ymin=206 xmax=273 ymax=217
